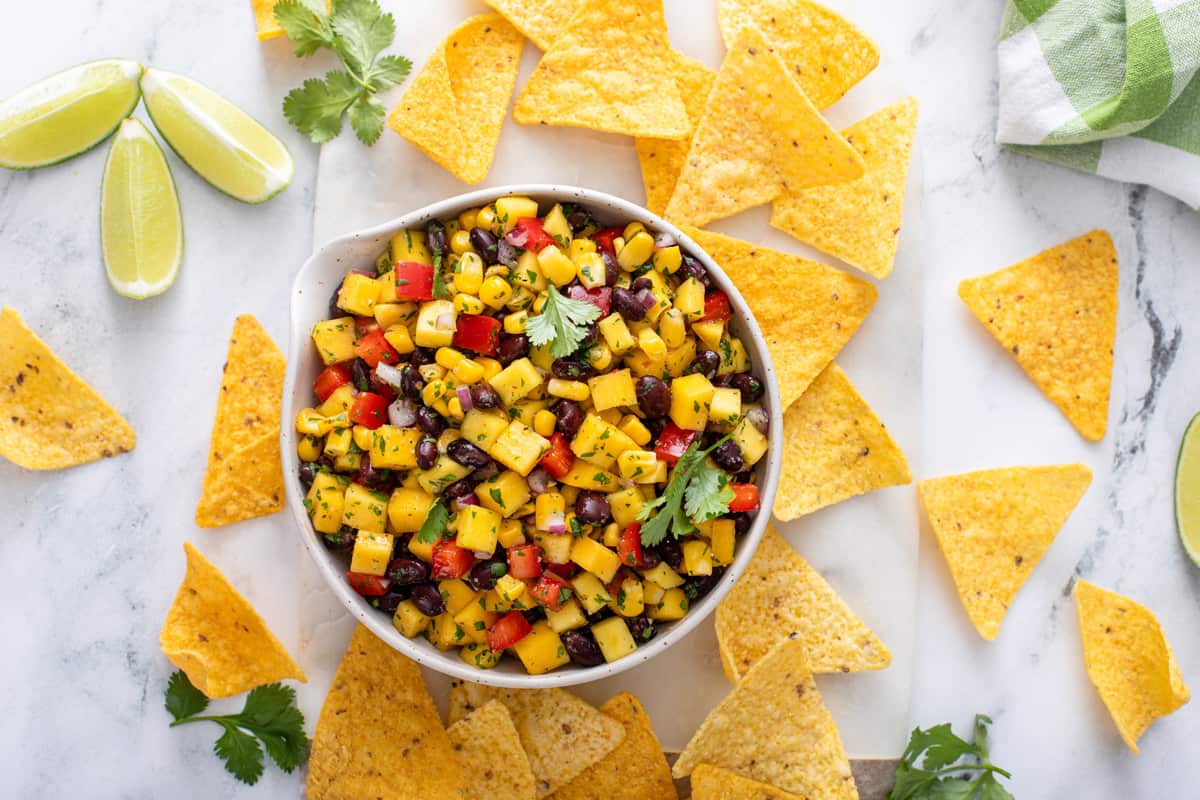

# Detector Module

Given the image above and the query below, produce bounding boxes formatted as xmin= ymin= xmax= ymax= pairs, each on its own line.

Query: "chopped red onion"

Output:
xmin=504 ymin=228 xmax=529 ymax=248
xmin=653 ymin=231 xmax=677 ymax=249
xmin=456 ymin=385 xmax=474 ymax=412
xmin=635 ymin=288 xmax=657 ymax=311
xmin=746 ymin=406 xmax=770 ymax=435
xmin=387 ymin=397 xmax=418 ymax=427
xmin=454 ymin=496 xmax=479 ymax=512
xmin=472 ymin=462 xmax=499 ymax=482
xmin=544 ymin=511 xmax=566 ymax=534
xmin=374 ymin=362 xmax=405 ymax=389
xmin=527 ymin=467 xmax=551 ymax=494
xmin=497 ymin=239 xmax=519 ymax=267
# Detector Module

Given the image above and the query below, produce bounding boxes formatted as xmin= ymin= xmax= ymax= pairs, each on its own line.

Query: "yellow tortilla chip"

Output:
xmin=482 ymin=0 xmax=584 ymax=51
xmin=691 ymin=764 xmax=808 ymax=800
xmin=160 ymin=542 xmax=306 ymax=698
xmin=773 ymin=363 xmax=911 ymax=520
xmin=717 ymin=525 xmax=890 ymax=682
xmin=636 ymin=53 xmax=717 ymax=215
xmin=716 ymin=0 xmax=879 ymax=110
xmin=548 ymin=692 xmax=677 ymax=800
xmin=664 ymin=26 xmax=865 ymax=228
xmin=448 ymin=700 xmax=537 ymax=800
xmin=449 ymin=682 xmax=626 ymax=798
xmin=1075 ymin=580 xmax=1190 ymax=753
xmin=680 ymin=227 xmax=876 ymax=410
xmin=308 ymin=624 xmax=467 ymax=799
xmin=389 ymin=14 xmax=524 ymax=184
xmin=958 ymin=231 xmax=1118 ymax=441
xmin=673 ymin=635 xmax=857 ymax=800
xmin=196 ymin=315 xmax=285 ymax=528
xmin=0 ymin=306 xmax=135 ymax=470
xmin=919 ymin=464 xmax=1092 ymax=640
xmin=513 ymin=0 xmax=689 ymax=139
xmin=772 ymin=97 xmax=919 ymax=279
xmin=249 ymin=0 xmax=283 ymax=40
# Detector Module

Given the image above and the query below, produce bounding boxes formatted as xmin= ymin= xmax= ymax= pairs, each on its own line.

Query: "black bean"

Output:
xmin=602 ymin=251 xmax=620 ymax=285
xmin=611 ymin=287 xmax=646 ymax=321
xmin=628 ymin=615 xmax=657 ymax=642
xmin=731 ymin=373 xmax=765 ymax=403
xmin=392 ymin=533 xmax=414 ymax=559
xmin=712 ymin=373 xmax=735 ymax=388
xmin=685 ymin=350 xmax=721 ymax=380
xmin=357 ymin=454 xmax=390 ymax=490
xmin=370 ymin=586 xmax=410 ymax=614
xmin=641 ymin=417 xmax=666 ymax=441
xmin=298 ymin=461 xmax=318 ymax=486
xmin=471 ymin=461 xmax=500 ymax=483
xmin=447 ymin=439 xmax=492 ymax=468
xmin=561 ymin=630 xmax=605 ymax=667
xmin=408 ymin=347 xmax=436 ymax=367
xmin=734 ymin=471 xmax=755 ymax=484
xmin=416 ymin=437 xmax=439 ymax=470
xmin=387 ymin=557 xmax=430 ymax=585
xmin=410 ymin=582 xmax=446 ymax=617
xmin=636 ymin=376 xmax=671 ymax=418
xmin=468 ymin=559 xmax=508 ymax=592
xmin=732 ymin=512 xmax=754 ymax=536
xmin=471 ymin=382 xmax=501 ymax=409
xmin=562 ymin=202 xmax=595 ymax=233
xmin=416 ymin=405 xmax=445 ymax=436
xmin=445 ymin=477 xmax=478 ymax=500
xmin=640 ymin=546 xmax=662 ymax=569
xmin=631 ymin=276 xmax=654 ymax=293
xmin=682 ymin=568 xmax=725 ymax=601
xmin=322 ymin=527 xmax=356 ymax=550
xmin=555 ymin=401 xmax=585 ymax=439
xmin=496 ymin=333 xmax=529 ymax=365
xmin=677 ymin=254 xmax=710 ymax=287
xmin=426 ymin=219 xmax=449 ymax=258
xmin=400 ymin=365 xmax=425 ymax=399
xmin=711 ymin=440 xmax=744 ymax=472
xmin=552 ymin=358 xmax=593 ymax=380
xmin=575 ymin=491 xmax=612 ymax=525
xmin=658 ymin=537 xmax=683 ymax=570
xmin=470 ymin=227 xmax=500 ymax=265
xmin=349 ymin=358 xmax=372 ymax=392
xmin=328 ymin=279 xmax=345 ymax=318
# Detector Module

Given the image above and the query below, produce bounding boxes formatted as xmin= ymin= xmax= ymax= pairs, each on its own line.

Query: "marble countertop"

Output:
xmin=2 ymin=1 xmax=1198 ymax=797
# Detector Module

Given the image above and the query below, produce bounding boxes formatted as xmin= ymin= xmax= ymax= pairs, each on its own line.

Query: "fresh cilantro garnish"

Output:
xmin=525 ymin=289 xmax=601 ymax=358
xmin=887 ymin=715 xmax=1013 ymax=800
xmin=638 ymin=438 xmax=734 ymax=546
xmin=426 ymin=219 xmax=451 ymax=299
xmin=165 ymin=671 xmax=308 ymax=786
xmin=277 ymin=0 xmax=412 ymax=145
xmin=416 ymin=498 xmax=450 ymax=544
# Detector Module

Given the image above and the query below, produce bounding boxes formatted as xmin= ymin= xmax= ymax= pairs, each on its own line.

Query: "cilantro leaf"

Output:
xmin=526 ymin=289 xmax=602 ymax=358
xmin=274 ymin=0 xmax=335 ymax=56
xmin=165 ymin=670 xmax=209 ymax=721
xmin=417 ymin=498 xmax=450 ymax=544
xmin=347 ymin=94 xmax=386 ymax=146
xmin=887 ymin=715 xmax=1012 ymax=800
xmin=330 ymin=0 xmax=396 ymax=75
xmin=214 ymin=723 xmax=265 ymax=785
xmin=366 ymin=54 xmax=413 ymax=91
xmin=684 ymin=460 xmax=733 ymax=524
xmin=283 ymin=72 xmax=360 ymax=144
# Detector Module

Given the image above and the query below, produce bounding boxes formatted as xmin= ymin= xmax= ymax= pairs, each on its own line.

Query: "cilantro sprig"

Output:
xmin=526 ymin=289 xmax=602 ymax=358
xmin=276 ymin=0 xmax=412 ymax=145
xmin=165 ymin=671 xmax=309 ymax=785
xmin=638 ymin=438 xmax=734 ymax=546
xmin=888 ymin=715 xmax=1014 ymax=800
xmin=416 ymin=498 xmax=450 ymax=544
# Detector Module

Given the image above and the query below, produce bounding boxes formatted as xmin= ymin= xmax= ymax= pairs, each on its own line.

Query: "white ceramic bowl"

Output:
xmin=283 ymin=185 xmax=783 ymax=688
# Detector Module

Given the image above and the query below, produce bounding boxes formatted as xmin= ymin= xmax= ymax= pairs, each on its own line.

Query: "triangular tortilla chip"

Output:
xmin=482 ymin=0 xmax=584 ymax=51
xmin=389 ymin=14 xmax=524 ymax=184
xmin=548 ymin=692 xmax=677 ymax=800
xmin=679 ymin=228 xmax=876 ymax=410
xmin=636 ymin=52 xmax=717 ymax=215
xmin=717 ymin=526 xmax=890 ymax=682
xmin=513 ymin=0 xmax=688 ymax=139
xmin=449 ymin=700 xmax=537 ymax=800
xmin=772 ymin=97 xmax=919 ymax=279
xmin=919 ymin=464 xmax=1092 ymax=640
xmin=1074 ymin=580 xmax=1190 ymax=754
xmin=160 ymin=542 xmax=305 ymax=698
xmin=196 ymin=429 xmax=285 ymax=528
xmin=449 ymin=682 xmax=625 ymax=798
xmin=663 ymin=26 xmax=865 ymax=228
xmin=673 ymin=635 xmax=857 ymax=800
xmin=691 ymin=764 xmax=808 ymax=800
xmin=0 ymin=306 xmax=135 ymax=470
xmin=773 ymin=363 xmax=911 ymax=520
xmin=957 ymin=231 xmax=1118 ymax=441
xmin=308 ymin=624 xmax=467 ymax=799
xmin=716 ymin=0 xmax=879 ymax=109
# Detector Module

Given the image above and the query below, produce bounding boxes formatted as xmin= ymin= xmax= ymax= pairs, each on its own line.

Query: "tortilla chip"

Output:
xmin=482 ymin=0 xmax=584 ymax=51
xmin=389 ymin=14 xmax=524 ymax=184
xmin=448 ymin=682 xmax=626 ymax=798
xmin=717 ymin=526 xmax=890 ymax=682
xmin=249 ymin=0 xmax=283 ymax=40
xmin=919 ymin=464 xmax=1092 ymax=640
xmin=691 ymin=764 xmax=808 ymax=800
xmin=773 ymin=363 xmax=911 ymax=520
xmin=673 ymin=635 xmax=857 ymax=800
xmin=448 ymin=700 xmax=537 ymax=800
xmin=0 ymin=306 xmax=135 ymax=470
xmin=548 ymin=692 xmax=677 ymax=800
xmin=663 ymin=26 xmax=865 ymax=228
xmin=1074 ymin=580 xmax=1190 ymax=753
xmin=679 ymin=228 xmax=876 ymax=410
xmin=160 ymin=542 xmax=306 ymax=698
xmin=195 ymin=315 xmax=285 ymax=528
xmin=636 ymin=53 xmax=717 ymax=215
xmin=958 ymin=231 xmax=1118 ymax=441
xmin=513 ymin=0 xmax=689 ymax=139
xmin=716 ymin=0 xmax=879 ymax=110
xmin=772 ymin=97 xmax=919 ymax=279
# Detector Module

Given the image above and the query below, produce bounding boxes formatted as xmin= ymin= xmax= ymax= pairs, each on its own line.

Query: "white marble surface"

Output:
xmin=1 ymin=1 xmax=1198 ymax=798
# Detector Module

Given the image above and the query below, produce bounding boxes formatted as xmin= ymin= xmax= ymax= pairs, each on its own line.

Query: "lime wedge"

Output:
xmin=140 ymin=67 xmax=293 ymax=204
xmin=1175 ymin=412 xmax=1200 ymax=566
xmin=101 ymin=119 xmax=184 ymax=299
xmin=0 ymin=59 xmax=143 ymax=170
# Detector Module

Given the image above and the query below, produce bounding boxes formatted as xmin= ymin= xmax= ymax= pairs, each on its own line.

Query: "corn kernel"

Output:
xmin=295 ymin=408 xmax=329 ymax=436
xmin=455 ymin=252 xmax=484 ymax=295
xmin=452 ymin=358 xmax=485 ymax=385
xmin=480 ymin=276 xmax=514 ymax=309
xmin=617 ymin=449 xmax=658 ymax=481
xmin=652 ymin=245 xmax=682 ymax=274
xmin=477 ymin=357 xmax=503 ymax=380
xmin=509 ymin=285 xmax=536 ymax=310
xmin=504 ymin=311 xmax=528 ymax=334
xmin=436 ymin=347 xmax=466 ymax=370
xmin=476 ymin=205 xmax=498 ymax=233
xmin=637 ymin=327 xmax=668 ymax=360
xmin=447 ymin=395 xmax=465 ymax=420
xmin=617 ymin=415 xmax=652 ymax=446
xmin=418 ymin=363 xmax=445 ymax=382
xmin=547 ymin=379 xmax=590 ymax=402
xmin=485 ymin=265 xmax=510 ymax=279
xmin=623 ymin=222 xmax=646 ymax=239
xmin=602 ymin=522 xmax=621 ymax=548
xmin=617 ymin=231 xmax=656 ymax=270
xmin=450 ymin=229 xmax=474 ymax=255
xmin=575 ymin=252 xmax=607 ymax=289
xmin=568 ymin=237 xmax=597 ymax=262
xmin=658 ymin=308 xmax=686 ymax=349
xmin=459 ymin=208 xmax=479 ymax=230
xmin=297 ymin=435 xmax=323 ymax=461
xmin=383 ymin=325 xmax=414 ymax=355
xmin=453 ymin=293 xmax=485 ymax=315
xmin=533 ymin=409 xmax=557 ymax=437
xmin=586 ymin=343 xmax=613 ymax=371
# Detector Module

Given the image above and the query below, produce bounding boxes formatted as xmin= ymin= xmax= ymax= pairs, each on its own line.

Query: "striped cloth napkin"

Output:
xmin=997 ymin=0 xmax=1200 ymax=208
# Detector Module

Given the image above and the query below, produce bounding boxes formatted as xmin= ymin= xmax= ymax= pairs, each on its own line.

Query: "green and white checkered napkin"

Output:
xmin=997 ymin=0 xmax=1200 ymax=208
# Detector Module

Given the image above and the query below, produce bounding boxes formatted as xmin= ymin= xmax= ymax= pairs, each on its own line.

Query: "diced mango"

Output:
xmin=498 ymin=519 xmax=526 ymax=548
xmin=373 ymin=300 xmax=417 ymax=328
xmin=592 ymin=617 xmax=637 ymax=663
xmin=664 ymin=339 xmax=697 ymax=377
xmin=393 ymin=600 xmax=431 ymax=638
xmin=588 ymin=369 xmax=637 ymax=412
xmin=599 ymin=313 xmax=636 ymax=355
xmin=674 ymin=277 xmax=705 ymax=319
xmin=408 ymin=534 xmax=435 ymax=563
xmin=608 ymin=486 xmax=646 ymax=529
xmin=624 ymin=349 xmax=666 ymax=378
xmin=318 ymin=384 xmax=356 ymax=416
xmin=511 ymin=250 xmax=548 ymax=290
xmin=341 ymin=483 xmax=388 ymax=533
xmin=488 ymin=357 xmax=542 ymax=407
xmin=384 ymin=324 xmax=415 ymax=355
xmin=430 ymin=611 xmax=466 ymax=650
xmin=495 ymin=574 xmax=527 ymax=606
xmin=639 ymin=561 xmax=684 ymax=589
xmin=570 ymin=537 xmax=621 ymax=583
xmin=643 ymin=580 xmax=666 ymax=607
xmin=558 ymin=462 xmax=621 ymax=492
xmin=709 ymin=388 xmax=743 ymax=430
xmin=617 ymin=450 xmax=658 ymax=483
xmin=511 ymin=621 xmax=570 ymax=675
xmin=475 ymin=470 xmax=531 ymax=518
xmin=390 ymin=229 xmax=432 ymax=264
xmin=534 ymin=531 xmax=573 ymax=565
xmin=545 ymin=598 xmax=588 ymax=633
xmin=337 ymin=273 xmax=381 ymax=316
xmin=537 ymin=245 xmax=577 ymax=286
xmin=571 ymin=572 xmax=612 ymax=615
xmin=682 ymin=539 xmax=714 ymax=576
xmin=716 ymin=336 xmax=751 ymax=375
xmin=489 ymin=421 xmax=550 ymax=476
xmin=543 ymin=203 xmax=572 ymax=246
xmin=350 ymin=531 xmax=394 ymax=576
xmin=414 ymin=300 xmax=457 ymax=348
xmin=617 ymin=415 xmax=652 ymax=446
xmin=731 ymin=415 xmax=769 ymax=467
xmin=352 ymin=425 xmax=376 ymax=452
xmin=369 ymin=425 xmax=422 ymax=470
xmin=323 ymin=427 xmax=353 ymax=457
xmin=417 ymin=454 xmax=473 ymax=495
xmin=647 ymin=587 xmax=689 ymax=621
xmin=509 ymin=399 xmax=549 ymax=427
xmin=440 ymin=579 xmax=479 ymax=616
xmin=612 ymin=576 xmax=644 ymax=617
xmin=454 ymin=599 xmax=499 ymax=645
xmin=311 ymin=317 xmax=357 ymax=365
xmin=535 ymin=492 xmax=566 ymax=531
xmin=704 ymin=518 xmax=736 ymax=566
xmin=669 ymin=373 xmax=714 ymax=431
xmin=692 ymin=319 xmax=725 ymax=350
xmin=460 ymin=642 xmax=503 ymax=669
xmin=571 ymin=413 xmax=638 ymax=469
xmin=494 ymin=196 xmax=539 ymax=232
xmin=456 ymin=505 xmax=502 ymax=556
xmin=460 ymin=409 xmax=509 ymax=452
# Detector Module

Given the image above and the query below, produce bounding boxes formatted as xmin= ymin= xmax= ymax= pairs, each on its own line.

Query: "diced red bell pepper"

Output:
xmin=452 ymin=314 xmax=501 ymax=356
xmin=538 ymin=433 xmax=575 ymax=479
xmin=354 ymin=316 xmax=380 ymax=336
xmin=591 ymin=226 xmax=624 ymax=256
xmin=543 ymin=562 xmax=578 ymax=579
xmin=728 ymin=483 xmax=760 ymax=513
xmin=567 ymin=285 xmax=611 ymax=316
xmin=528 ymin=573 xmax=570 ymax=612
xmin=654 ymin=423 xmax=698 ymax=465
xmin=507 ymin=544 xmax=543 ymax=580
xmin=349 ymin=392 xmax=389 ymax=429
xmin=512 ymin=217 xmax=557 ymax=253
xmin=394 ymin=261 xmax=435 ymax=301
xmin=432 ymin=539 xmax=474 ymax=579
xmin=313 ymin=364 xmax=352 ymax=403
xmin=697 ymin=291 xmax=732 ymax=323
xmin=487 ymin=610 xmax=532 ymax=651
xmin=617 ymin=523 xmax=645 ymax=568
xmin=345 ymin=571 xmax=392 ymax=597
xmin=354 ymin=329 xmax=400 ymax=368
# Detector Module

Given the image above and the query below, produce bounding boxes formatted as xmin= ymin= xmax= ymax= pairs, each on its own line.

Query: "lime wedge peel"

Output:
xmin=0 ymin=59 xmax=143 ymax=170
xmin=1175 ymin=411 xmax=1200 ymax=567
xmin=101 ymin=119 xmax=184 ymax=300
xmin=140 ymin=67 xmax=293 ymax=204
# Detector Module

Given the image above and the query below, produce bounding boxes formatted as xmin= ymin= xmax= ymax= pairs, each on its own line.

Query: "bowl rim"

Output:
xmin=282 ymin=183 xmax=783 ymax=688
